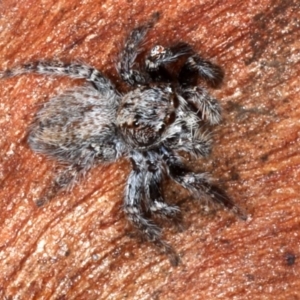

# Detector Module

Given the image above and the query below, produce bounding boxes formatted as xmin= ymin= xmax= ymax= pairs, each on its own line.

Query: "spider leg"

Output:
xmin=1 ymin=61 xmax=116 ymax=94
xmin=181 ymin=86 xmax=222 ymax=125
xmin=146 ymin=42 xmax=192 ymax=70
xmin=162 ymin=148 xmax=247 ymax=220
xmin=36 ymin=164 xmax=85 ymax=207
xmin=117 ymin=13 xmax=159 ymax=86
xmin=179 ymin=54 xmax=224 ymax=88
xmin=144 ymin=153 xmax=181 ymax=219
xmin=161 ymin=96 xmax=212 ymax=157
xmin=124 ymin=167 xmax=161 ymax=241
xmin=163 ymin=126 xmax=212 ymax=158
xmin=145 ymin=42 xmax=193 ymax=82
xmin=125 ymin=151 xmax=180 ymax=265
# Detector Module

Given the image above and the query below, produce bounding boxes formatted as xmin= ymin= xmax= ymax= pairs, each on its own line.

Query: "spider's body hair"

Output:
xmin=28 ymin=85 xmax=124 ymax=164
xmin=1 ymin=13 xmax=245 ymax=265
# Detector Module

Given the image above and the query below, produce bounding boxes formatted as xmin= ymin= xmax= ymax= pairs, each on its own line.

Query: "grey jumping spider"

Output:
xmin=1 ymin=13 xmax=245 ymax=265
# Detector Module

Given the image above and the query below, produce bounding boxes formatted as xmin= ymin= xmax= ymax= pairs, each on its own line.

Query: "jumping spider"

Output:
xmin=1 ymin=13 xmax=245 ymax=265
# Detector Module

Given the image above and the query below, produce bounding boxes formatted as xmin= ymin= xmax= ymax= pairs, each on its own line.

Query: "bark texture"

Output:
xmin=0 ymin=0 xmax=299 ymax=299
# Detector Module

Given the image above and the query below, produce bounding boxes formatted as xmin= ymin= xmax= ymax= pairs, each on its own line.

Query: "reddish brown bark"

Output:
xmin=0 ymin=0 xmax=299 ymax=299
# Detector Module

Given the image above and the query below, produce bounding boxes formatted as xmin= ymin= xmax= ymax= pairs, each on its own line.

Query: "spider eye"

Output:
xmin=150 ymin=45 xmax=166 ymax=58
xmin=165 ymin=111 xmax=176 ymax=125
xmin=133 ymin=115 xmax=141 ymax=127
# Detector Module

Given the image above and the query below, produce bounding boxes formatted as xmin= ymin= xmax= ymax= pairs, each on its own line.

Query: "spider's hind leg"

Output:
xmin=35 ymin=164 xmax=85 ymax=207
xmin=1 ymin=61 xmax=116 ymax=94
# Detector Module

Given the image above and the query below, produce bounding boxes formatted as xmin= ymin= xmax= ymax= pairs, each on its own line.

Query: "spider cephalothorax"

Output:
xmin=0 ymin=13 xmax=245 ymax=265
xmin=117 ymin=85 xmax=175 ymax=148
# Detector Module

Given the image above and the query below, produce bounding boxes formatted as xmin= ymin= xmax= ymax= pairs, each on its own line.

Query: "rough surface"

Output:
xmin=0 ymin=0 xmax=299 ymax=299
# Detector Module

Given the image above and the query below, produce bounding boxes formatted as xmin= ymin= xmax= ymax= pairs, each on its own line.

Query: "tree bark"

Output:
xmin=0 ymin=0 xmax=299 ymax=299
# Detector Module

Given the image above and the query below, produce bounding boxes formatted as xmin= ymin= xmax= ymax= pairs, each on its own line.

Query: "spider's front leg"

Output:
xmin=124 ymin=151 xmax=179 ymax=265
xmin=145 ymin=43 xmax=193 ymax=82
xmin=179 ymin=53 xmax=224 ymax=88
xmin=145 ymin=42 xmax=193 ymax=82
xmin=117 ymin=13 xmax=159 ymax=86
xmin=145 ymin=42 xmax=192 ymax=71
xmin=181 ymin=86 xmax=222 ymax=125
xmin=162 ymin=148 xmax=247 ymax=220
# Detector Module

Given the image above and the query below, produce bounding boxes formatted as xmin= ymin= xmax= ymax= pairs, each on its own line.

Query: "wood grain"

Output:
xmin=0 ymin=0 xmax=299 ymax=299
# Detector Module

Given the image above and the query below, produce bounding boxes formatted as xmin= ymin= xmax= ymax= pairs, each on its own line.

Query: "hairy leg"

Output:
xmin=0 ymin=61 xmax=116 ymax=94
xmin=117 ymin=13 xmax=159 ymax=86
xmin=181 ymin=86 xmax=222 ymax=125
xmin=35 ymin=164 xmax=86 ymax=207
xmin=162 ymin=147 xmax=247 ymax=220
xmin=146 ymin=43 xmax=192 ymax=70
xmin=164 ymin=128 xmax=212 ymax=158
xmin=162 ymin=106 xmax=212 ymax=158
xmin=144 ymin=153 xmax=181 ymax=219
xmin=145 ymin=42 xmax=192 ymax=82
xmin=179 ymin=54 xmax=224 ymax=87
xmin=125 ymin=151 xmax=179 ymax=265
